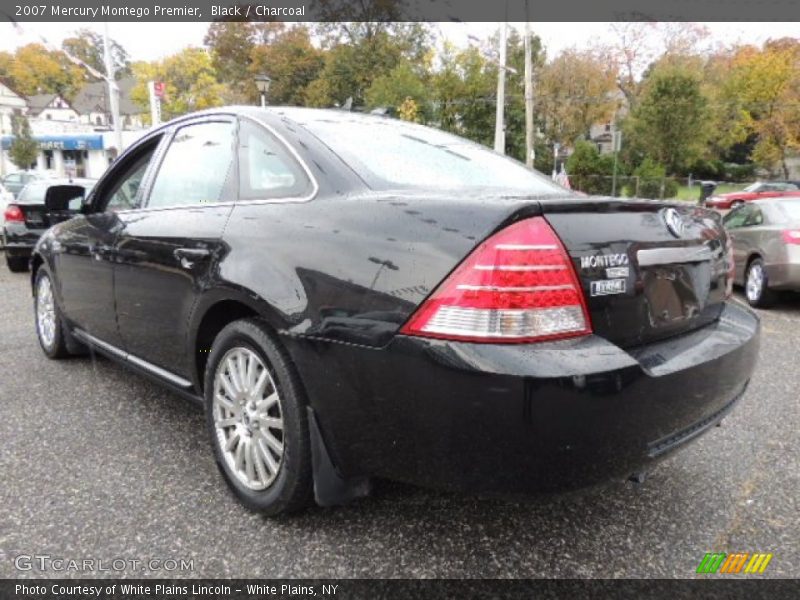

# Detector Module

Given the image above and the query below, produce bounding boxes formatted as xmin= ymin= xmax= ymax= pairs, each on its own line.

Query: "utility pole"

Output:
xmin=103 ymin=23 xmax=123 ymax=155
xmin=524 ymin=4 xmax=534 ymax=168
xmin=611 ymin=129 xmax=622 ymax=197
xmin=494 ymin=21 xmax=507 ymax=155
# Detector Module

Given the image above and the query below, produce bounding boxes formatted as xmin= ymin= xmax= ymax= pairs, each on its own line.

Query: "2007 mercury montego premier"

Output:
xmin=29 ymin=107 xmax=759 ymax=514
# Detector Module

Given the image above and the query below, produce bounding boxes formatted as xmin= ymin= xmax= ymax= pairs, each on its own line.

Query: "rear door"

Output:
xmin=543 ymin=200 xmax=732 ymax=348
xmin=112 ymin=117 xmax=236 ymax=379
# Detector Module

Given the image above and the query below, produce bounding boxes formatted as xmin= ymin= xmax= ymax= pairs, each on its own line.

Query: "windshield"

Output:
xmin=742 ymin=183 xmax=762 ymax=193
xmin=299 ymin=115 xmax=564 ymax=195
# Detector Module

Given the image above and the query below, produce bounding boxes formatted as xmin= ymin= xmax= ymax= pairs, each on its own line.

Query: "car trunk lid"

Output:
xmin=540 ymin=198 xmax=730 ymax=348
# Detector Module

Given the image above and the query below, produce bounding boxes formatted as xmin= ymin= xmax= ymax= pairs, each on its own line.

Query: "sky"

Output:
xmin=1 ymin=21 xmax=798 ymax=62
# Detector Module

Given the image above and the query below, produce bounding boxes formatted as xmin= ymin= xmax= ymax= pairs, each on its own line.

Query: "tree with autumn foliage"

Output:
xmin=536 ymin=48 xmax=619 ymax=148
xmin=248 ymin=25 xmax=325 ymax=106
xmin=720 ymin=39 xmax=800 ymax=178
xmin=0 ymin=43 xmax=84 ymax=100
xmin=130 ymin=48 xmax=227 ymax=122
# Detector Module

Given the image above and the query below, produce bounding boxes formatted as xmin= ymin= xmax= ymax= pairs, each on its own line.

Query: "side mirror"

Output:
xmin=44 ymin=185 xmax=86 ymax=213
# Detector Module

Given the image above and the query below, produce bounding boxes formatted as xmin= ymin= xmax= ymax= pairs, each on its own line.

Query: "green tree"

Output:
xmin=566 ymin=140 xmax=615 ymax=195
xmin=308 ymin=23 xmax=433 ymax=107
xmin=624 ymin=64 xmax=709 ymax=175
xmin=62 ymin=29 xmax=131 ymax=79
xmin=365 ymin=61 xmax=429 ymax=116
xmin=8 ymin=114 xmax=38 ymax=170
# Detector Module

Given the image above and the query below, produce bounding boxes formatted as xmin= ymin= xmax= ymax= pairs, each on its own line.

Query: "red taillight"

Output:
xmin=782 ymin=230 xmax=800 ymax=245
xmin=4 ymin=204 xmax=24 ymax=223
xmin=400 ymin=217 xmax=592 ymax=343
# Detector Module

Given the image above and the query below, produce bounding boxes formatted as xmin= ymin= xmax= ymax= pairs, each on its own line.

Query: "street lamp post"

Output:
xmin=254 ymin=75 xmax=272 ymax=108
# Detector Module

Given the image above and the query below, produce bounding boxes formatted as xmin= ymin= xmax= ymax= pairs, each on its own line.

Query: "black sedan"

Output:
xmin=29 ymin=108 xmax=759 ymax=514
xmin=3 ymin=178 xmax=95 ymax=272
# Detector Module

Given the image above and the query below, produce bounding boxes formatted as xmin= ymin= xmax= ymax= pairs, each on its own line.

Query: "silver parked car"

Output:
xmin=723 ymin=197 xmax=800 ymax=307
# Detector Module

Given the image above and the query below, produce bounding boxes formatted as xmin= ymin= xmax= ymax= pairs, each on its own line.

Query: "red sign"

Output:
xmin=153 ymin=81 xmax=166 ymax=99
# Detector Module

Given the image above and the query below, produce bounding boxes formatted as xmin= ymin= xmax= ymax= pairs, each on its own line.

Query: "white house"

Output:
xmin=26 ymin=94 xmax=80 ymax=123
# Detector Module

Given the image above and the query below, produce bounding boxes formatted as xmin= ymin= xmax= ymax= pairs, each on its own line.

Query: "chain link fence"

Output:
xmin=566 ymin=174 xmax=756 ymax=202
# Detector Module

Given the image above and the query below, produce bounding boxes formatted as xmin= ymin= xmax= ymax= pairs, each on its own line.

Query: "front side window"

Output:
xmin=105 ymin=153 xmax=153 ymax=212
xmin=238 ymin=119 xmax=311 ymax=200
xmin=723 ymin=206 xmax=751 ymax=229
xmin=148 ymin=121 xmax=235 ymax=209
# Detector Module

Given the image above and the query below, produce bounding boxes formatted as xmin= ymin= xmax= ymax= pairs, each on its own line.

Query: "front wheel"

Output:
xmin=745 ymin=258 xmax=776 ymax=308
xmin=6 ymin=255 xmax=29 ymax=272
xmin=34 ymin=267 xmax=71 ymax=358
xmin=204 ymin=318 xmax=312 ymax=515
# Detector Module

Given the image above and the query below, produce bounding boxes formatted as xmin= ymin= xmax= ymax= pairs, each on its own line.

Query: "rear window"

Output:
xmin=778 ymin=202 xmax=800 ymax=221
xmin=16 ymin=183 xmax=47 ymax=204
xmin=300 ymin=116 xmax=563 ymax=195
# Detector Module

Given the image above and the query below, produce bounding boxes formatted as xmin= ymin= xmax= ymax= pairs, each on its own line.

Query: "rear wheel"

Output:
xmin=204 ymin=318 xmax=312 ymax=514
xmin=6 ymin=255 xmax=28 ymax=272
xmin=745 ymin=258 xmax=776 ymax=308
xmin=34 ymin=267 xmax=71 ymax=358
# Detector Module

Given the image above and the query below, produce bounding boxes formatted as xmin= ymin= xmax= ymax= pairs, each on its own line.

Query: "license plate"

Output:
xmin=591 ymin=278 xmax=626 ymax=296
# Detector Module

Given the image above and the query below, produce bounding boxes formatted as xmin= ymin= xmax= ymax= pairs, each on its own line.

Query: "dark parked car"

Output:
xmin=3 ymin=178 xmax=95 ymax=272
xmin=723 ymin=197 xmax=800 ymax=307
xmin=29 ymin=108 xmax=759 ymax=515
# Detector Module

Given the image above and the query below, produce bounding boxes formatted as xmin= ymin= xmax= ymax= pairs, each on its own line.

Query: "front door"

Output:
xmin=55 ymin=138 xmax=162 ymax=347
xmin=113 ymin=118 xmax=236 ymax=379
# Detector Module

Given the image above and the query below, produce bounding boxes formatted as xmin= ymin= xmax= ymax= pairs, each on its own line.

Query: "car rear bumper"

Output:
xmin=288 ymin=301 xmax=759 ymax=494
xmin=766 ymin=260 xmax=800 ymax=290
xmin=3 ymin=223 xmax=43 ymax=257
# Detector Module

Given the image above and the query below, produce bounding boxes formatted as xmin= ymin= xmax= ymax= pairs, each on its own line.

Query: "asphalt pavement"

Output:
xmin=0 ymin=256 xmax=797 ymax=578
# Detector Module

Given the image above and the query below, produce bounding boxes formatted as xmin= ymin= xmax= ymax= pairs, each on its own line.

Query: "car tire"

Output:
xmin=34 ymin=267 xmax=72 ymax=358
xmin=6 ymin=255 xmax=29 ymax=272
xmin=745 ymin=258 xmax=776 ymax=308
xmin=204 ymin=318 xmax=313 ymax=515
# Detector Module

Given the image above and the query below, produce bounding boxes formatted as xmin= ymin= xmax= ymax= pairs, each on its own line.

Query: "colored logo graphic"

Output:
xmin=697 ymin=552 xmax=773 ymax=574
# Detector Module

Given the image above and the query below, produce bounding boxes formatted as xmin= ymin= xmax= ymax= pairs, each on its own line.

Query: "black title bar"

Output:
xmin=4 ymin=0 xmax=800 ymax=22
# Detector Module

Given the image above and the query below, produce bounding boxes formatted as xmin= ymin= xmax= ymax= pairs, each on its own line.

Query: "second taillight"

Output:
xmin=400 ymin=217 xmax=592 ymax=343
xmin=782 ymin=230 xmax=800 ymax=245
xmin=4 ymin=204 xmax=24 ymax=223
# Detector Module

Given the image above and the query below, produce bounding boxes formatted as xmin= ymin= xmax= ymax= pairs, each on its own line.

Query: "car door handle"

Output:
xmin=174 ymin=247 xmax=211 ymax=269
xmin=89 ymin=244 xmax=115 ymax=260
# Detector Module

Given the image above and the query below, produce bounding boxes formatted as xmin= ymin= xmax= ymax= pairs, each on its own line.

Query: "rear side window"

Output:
xmin=237 ymin=119 xmax=312 ymax=200
xmin=148 ymin=121 xmax=235 ymax=208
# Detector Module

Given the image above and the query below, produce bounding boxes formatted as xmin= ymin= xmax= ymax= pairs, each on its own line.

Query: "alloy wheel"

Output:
xmin=36 ymin=274 xmax=56 ymax=350
xmin=746 ymin=263 xmax=764 ymax=304
xmin=212 ymin=347 xmax=284 ymax=491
